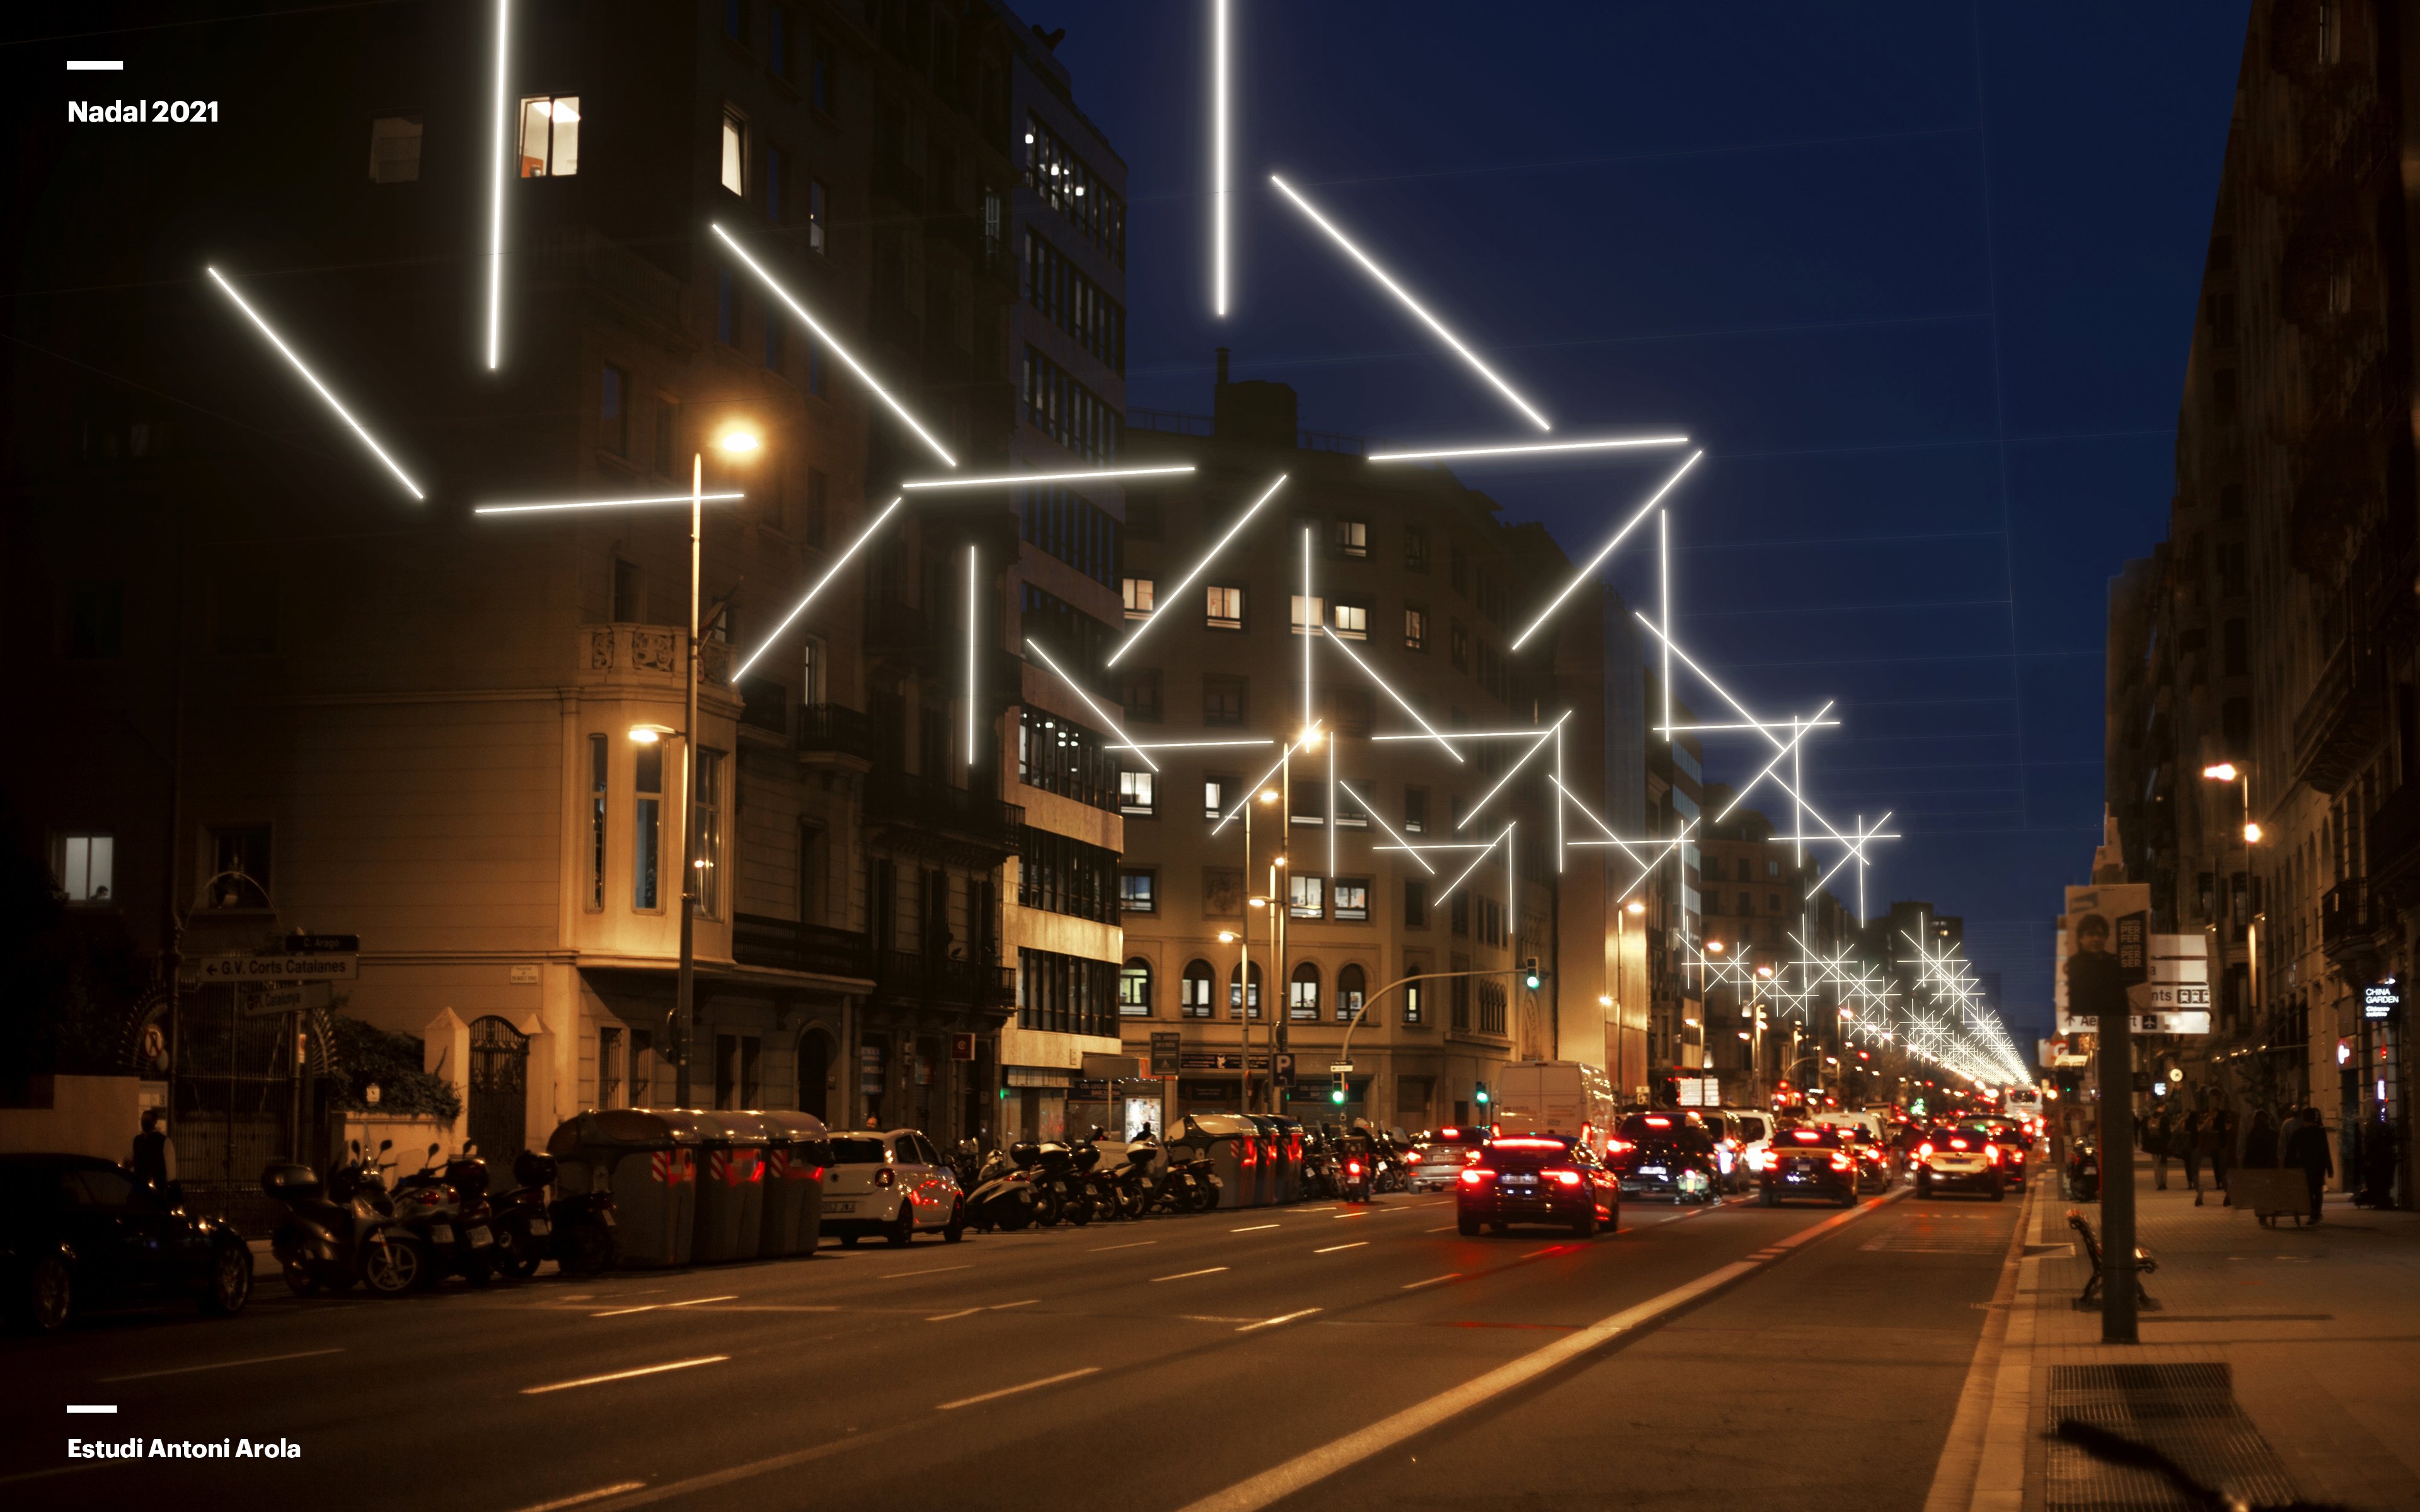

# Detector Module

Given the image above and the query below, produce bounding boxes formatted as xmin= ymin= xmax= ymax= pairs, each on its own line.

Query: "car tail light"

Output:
xmin=1829 ymin=1152 xmax=1853 ymax=1171
xmin=1606 ymin=1138 xmax=1632 ymax=1155
xmin=1458 ymin=1167 xmax=1492 ymax=1186
xmin=875 ymin=1168 xmax=896 ymax=1188
xmin=1949 ymin=1137 xmax=1970 ymax=1150
xmin=1549 ymin=1169 xmax=1584 ymax=1188
xmin=1918 ymin=1143 xmax=1933 ymax=1160
xmin=1985 ymin=1145 xmax=2000 ymax=1166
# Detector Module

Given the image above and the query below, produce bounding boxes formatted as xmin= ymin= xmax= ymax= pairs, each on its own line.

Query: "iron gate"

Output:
xmin=469 ymin=1016 xmax=529 ymax=1164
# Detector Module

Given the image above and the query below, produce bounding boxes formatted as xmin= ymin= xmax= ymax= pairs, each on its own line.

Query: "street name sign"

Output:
xmin=188 ymin=953 xmax=359 ymax=983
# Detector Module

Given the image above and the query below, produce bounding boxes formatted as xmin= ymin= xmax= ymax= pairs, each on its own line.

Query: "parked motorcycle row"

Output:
xmin=954 ymin=1123 xmax=1413 ymax=1233
xmin=262 ymin=1140 xmax=618 ymax=1298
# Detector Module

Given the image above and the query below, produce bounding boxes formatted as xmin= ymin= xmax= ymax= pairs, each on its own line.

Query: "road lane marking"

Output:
xmin=100 ymin=1347 xmax=344 ymax=1383
xmin=1237 ymin=1307 xmax=1322 ymax=1332
xmin=1425 ymin=1225 xmax=1458 ymax=1233
xmin=988 ymin=1298 xmax=1039 ymax=1310
xmin=880 ymin=1264 xmax=971 ymax=1279
xmin=1174 ymin=1191 xmax=1894 ymax=1512
xmin=1090 ymin=1240 xmax=1156 ymax=1251
xmin=937 ymin=1366 xmax=1100 ymax=1411
xmin=1334 ymin=1210 xmax=1372 ymax=1219
xmin=521 ymin=1356 xmax=729 ymax=1395
xmin=1231 ymin=1223 xmax=1279 ymax=1232
xmin=925 ymin=1307 xmax=982 ymax=1322
xmin=509 ymin=1482 xmax=648 ymax=1512
xmin=1401 ymin=1273 xmax=1460 ymax=1290
xmin=1153 ymin=1266 xmax=1230 ymax=1281
xmin=1521 ymin=1245 xmax=1573 ymax=1259
xmin=1314 ymin=1242 xmax=1368 ymax=1254
xmin=65 ymin=1406 xmax=116 ymax=1414
xmin=593 ymin=1294 xmax=738 ymax=1317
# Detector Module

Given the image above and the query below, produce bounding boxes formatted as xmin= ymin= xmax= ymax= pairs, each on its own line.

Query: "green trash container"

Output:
xmin=544 ymin=1108 xmax=701 ymax=1269
xmin=691 ymin=1111 xmax=773 ymax=1263
xmin=758 ymin=1111 xmax=831 ymax=1257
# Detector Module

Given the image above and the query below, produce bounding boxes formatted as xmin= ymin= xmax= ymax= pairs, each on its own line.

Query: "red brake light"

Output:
xmin=1918 ymin=1143 xmax=1933 ymax=1160
xmin=1829 ymin=1153 xmax=1853 ymax=1171
xmin=1347 ymin=1160 xmax=1363 ymax=1176
xmin=1494 ymin=1138 xmax=1565 ymax=1150
xmin=1790 ymin=1130 xmax=1820 ymax=1143
xmin=1644 ymin=1116 xmax=1671 ymax=1128
xmin=1606 ymin=1138 xmax=1631 ymax=1155
xmin=1550 ymin=1169 xmax=1584 ymax=1188
xmin=1949 ymin=1137 xmax=1969 ymax=1150
xmin=1458 ymin=1167 xmax=1492 ymax=1186
xmin=1441 ymin=1127 xmax=1458 ymax=1138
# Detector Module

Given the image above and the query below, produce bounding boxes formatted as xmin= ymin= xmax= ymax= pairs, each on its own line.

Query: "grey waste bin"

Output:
xmin=1245 ymin=1115 xmax=1283 ymax=1206
xmin=1266 ymin=1116 xmax=1306 ymax=1203
xmin=544 ymin=1108 xmax=701 ymax=1269
xmin=1180 ymin=1113 xmax=1264 ymax=1209
xmin=691 ymin=1111 xmax=772 ymax=1263
xmin=758 ymin=1111 xmax=831 ymax=1257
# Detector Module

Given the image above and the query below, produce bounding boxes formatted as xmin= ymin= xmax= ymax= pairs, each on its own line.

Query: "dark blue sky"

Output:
xmin=1035 ymin=1 xmax=2249 ymax=1044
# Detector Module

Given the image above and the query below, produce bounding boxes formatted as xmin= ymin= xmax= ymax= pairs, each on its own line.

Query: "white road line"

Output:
xmin=925 ymin=1307 xmax=982 ymax=1322
xmin=937 ymin=1366 xmax=1100 ymax=1411
xmin=1231 ymin=1223 xmax=1279 ymax=1232
xmin=521 ymin=1356 xmax=728 ymax=1395
xmin=1154 ymin=1266 xmax=1230 ymax=1282
xmin=1401 ymin=1273 xmax=1460 ymax=1290
xmin=1334 ymin=1210 xmax=1373 ymax=1219
xmin=593 ymin=1293 xmax=738 ymax=1317
xmin=1174 ymin=1194 xmax=1889 ymax=1512
xmin=1237 ymin=1307 xmax=1322 ymax=1332
xmin=65 ymin=1406 xmax=116 ymax=1414
xmin=1090 ymin=1240 xmax=1156 ymax=1251
xmin=880 ymin=1264 xmax=971 ymax=1280
xmin=100 ymin=1347 xmax=344 ymax=1383
xmin=1425 ymin=1225 xmax=1458 ymax=1233
xmin=1314 ymin=1242 xmax=1368 ymax=1254
xmin=988 ymin=1298 xmax=1039 ymax=1310
xmin=508 ymin=1482 xmax=648 ymax=1512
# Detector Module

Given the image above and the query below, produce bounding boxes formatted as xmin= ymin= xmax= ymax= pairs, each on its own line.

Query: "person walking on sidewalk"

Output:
xmin=129 ymin=1106 xmax=176 ymax=1188
xmin=2150 ymin=1105 xmax=2175 ymax=1190
xmin=2240 ymin=1105 xmax=2279 ymax=1170
xmin=2286 ymin=1106 xmax=2333 ymax=1224
xmin=2207 ymin=1104 xmax=2233 ymax=1205
xmin=2182 ymin=1108 xmax=2209 ymax=1203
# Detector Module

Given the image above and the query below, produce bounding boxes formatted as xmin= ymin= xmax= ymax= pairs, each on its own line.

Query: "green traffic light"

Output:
xmin=1330 ymin=1087 xmax=1345 ymax=1104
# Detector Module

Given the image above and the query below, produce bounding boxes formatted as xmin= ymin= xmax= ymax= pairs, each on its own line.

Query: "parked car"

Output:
xmin=821 ymin=1130 xmax=965 ymax=1246
xmin=3 ymin=1154 xmax=253 ymax=1333
xmin=1405 ymin=1126 xmax=1487 ymax=1192
xmin=1455 ymin=1135 xmax=1620 ymax=1237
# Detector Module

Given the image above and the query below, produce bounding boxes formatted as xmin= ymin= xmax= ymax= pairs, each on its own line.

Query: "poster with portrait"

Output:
xmin=2056 ymin=881 xmax=2147 ymax=1034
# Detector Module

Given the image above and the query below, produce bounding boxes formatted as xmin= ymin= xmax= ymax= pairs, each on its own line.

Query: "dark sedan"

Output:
xmin=1456 ymin=1136 xmax=1620 ymax=1237
xmin=1756 ymin=1125 xmax=1860 ymax=1207
xmin=1607 ymin=1113 xmax=1719 ymax=1203
xmin=1 ymin=1154 xmax=253 ymax=1333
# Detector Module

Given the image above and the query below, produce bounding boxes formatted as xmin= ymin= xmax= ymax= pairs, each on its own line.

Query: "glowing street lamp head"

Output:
xmin=1707 ymin=941 xmax=1724 ymax=954
xmin=1625 ymin=900 xmax=1646 ymax=916
xmin=1259 ymin=789 xmax=1280 ymax=805
xmin=1217 ymin=931 xmax=1238 ymax=944
xmin=1247 ymin=896 xmax=1267 ymax=910
xmin=1754 ymin=965 xmax=1773 ymax=980
xmin=2244 ymin=821 xmax=2264 ymax=844
xmin=2201 ymin=762 xmax=2239 ymax=782
xmin=718 ymin=427 xmax=763 ymax=455
xmin=628 ymin=723 xmax=675 ymax=745
xmin=1597 ymin=995 xmax=1613 ymax=1008
xmin=1299 ymin=726 xmax=1323 ymax=750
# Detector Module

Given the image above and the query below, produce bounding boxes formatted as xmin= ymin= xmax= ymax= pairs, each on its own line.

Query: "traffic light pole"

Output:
xmin=1333 ymin=965 xmax=1546 ymax=1115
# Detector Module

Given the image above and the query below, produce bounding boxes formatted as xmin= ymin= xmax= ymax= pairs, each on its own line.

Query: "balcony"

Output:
xmin=797 ymin=703 xmax=874 ymax=761
xmin=2288 ymin=638 xmax=2385 ymax=796
xmin=731 ymin=914 xmax=873 ymax=979
xmin=2368 ymin=784 xmax=2420 ymax=896
xmin=875 ymin=949 xmax=1015 ymax=1009
xmin=865 ymin=768 xmax=1023 ymax=853
xmin=2322 ymin=878 xmax=2389 ymax=980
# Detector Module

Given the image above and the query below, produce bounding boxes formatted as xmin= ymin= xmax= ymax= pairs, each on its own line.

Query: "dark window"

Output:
xmin=214 ymin=573 xmax=276 ymax=655
xmin=1405 ymin=527 xmax=1429 ymax=571
xmin=805 ymin=338 xmax=827 ymax=396
xmin=369 ymin=113 xmax=423 ymax=183
xmin=1451 ymin=892 xmax=1470 ymax=937
xmin=809 ymin=37 xmax=835 ymax=113
xmin=1405 ymin=788 xmax=1427 ymax=833
xmin=807 ymin=179 xmax=829 ymax=255
xmin=1021 ymin=583 xmax=1115 ymax=671
xmin=1204 ymin=674 xmax=1248 ymax=727
xmin=613 ymin=558 xmax=642 ymax=621
xmin=64 ymin=582 xmax=123 ymax=659
xmin=1017 ymin=825 xmax=1118 ymax=922
xmin=763 ymin=316 xmax=783 ymax=373
xmin=1023 ymin=229 xmax=1127 ymax=375
xmin=769 ymin=6 xmax=794 ymax=78
xmin=723 ymin=0 xmax=747 ymax=42
xmin=1017 ymin=707 xmax=1119 ymax=812
xmin=1023 ymin=112 xmax=1127 ymax=266
xmin=1180 ymin=959 xmax=1216 ymax=1018
xmin=805 ymin=468 xmax=828 ymax=546
xmin=2222 ymin=617 xmax=2247 ymax=677
xmin=1021 ymin=484 xmax=1122 ymax=587
xmin=1022 ymin=345 xmax=1119 ymax=461
xmin=1122 ymin=668 xmax=1163 ymax=723
xmin=717 ymin=270 xmax=740 ymax=346
xmin=1017 ymin=948 xmax=1119 ymax=1037
xmin=1403 ymin=878 xmax=1428 ymax=929
xmin=1120 ymin=870 xmax=1156 ymax=915
xmin=204 ymin=823 xmax=272 ymax=909
xmin=1337 ymin=962 xmax=1367 ymax=1020
xmin=766 ymin=145 xmax=788 ymax=223
xmin=654 ymin=398 xmax=677 ymax=475
xmin=1333 ymin=687 xmax=1373 ymax=738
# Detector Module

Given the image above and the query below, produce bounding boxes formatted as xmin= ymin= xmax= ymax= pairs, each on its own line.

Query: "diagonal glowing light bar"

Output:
xmin=965 ymin=546 xmax=979 ymax=768
xmin=1659 ymin=508 xmax=1671 ymax=743
xmin=1806 ymin=812 xmax=1894 ymax=900
xmin=1655 ymin=719 xmax=1840 ymax=735
xmin=1367 ymin=435 xmax=1690 ymax=464
xmin=732 ymin=496 xmax=903 ymax=682
xmin=1435 ymin=823 xmax=1514 ymax=904
xmin=1211 ymin=0 xmax=1229 ymax=318
xmin=205 ymin=268 xmax=425 ymax=500
xmin=1371 ymin=728 xmax=1559 ymax=742
xmin=1023 ymin=639 xmax=1157 ymax=773
xmin=1317 ymin=628 xmax=1463 ymax=763
xmin=1107 ymin=738 xmax=1276 ymax=752
xmin=1109 ymin=474 xmax=1287 ymax=666
xmin=487 ymin=0 xmax=510 ymax=369
xmin=711 ymin=224 xmax=956 ymax=466
xmin=1212 ymin=726 xmax=1320 ymax=836
xmin=1269 ymin=173 xmax=1551 ymax=431
xmin=1338 ymin=781 xmax=1435 ymax=874
xmin=1615 ymin=818 xmax=1696 ymax=903
xmin=474 ymin=492 xmax=745 ymax=515
xmin=1457 ymin=713 xmax=1567 ymax=830
xmin=901 ymin=465 xmax=1196 ymax=491
xmin=1711 ymin=702 xmax=1834 ymax=824
xmin=1509 ymin=451 xmax=1702 ymax=651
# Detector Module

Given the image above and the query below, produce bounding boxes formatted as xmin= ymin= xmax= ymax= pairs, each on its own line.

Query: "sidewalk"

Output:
xmin=1976 ymin=1155 xmax=2420 ymax=1511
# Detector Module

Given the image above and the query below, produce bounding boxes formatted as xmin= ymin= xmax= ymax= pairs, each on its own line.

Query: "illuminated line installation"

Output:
xmin=901 ymin=465 xmax=1196 ymax=491
xmin=1338 ymin=781 xmax=1435 ymax=874
xmin=1434 ymin=823 xmax=1516 ymax=904
xmin=473 ymin=492 xmax=745 ymax=515
xmin=1656 ymin=719 xmax=1840 ymax=735
xmin=711 ymin=224 xmax=957 ymax=467
xmin=1458 ymin=714 xmax=1567 ymax=829
xmin=204 ymin=268 xmax=426 ymax=500
xmin=1268 ymin=173 xmax=1551 ymax=432
xmin=486 ymin=0 xmax=512 ymax=370
xmin=1109 ymin=474 xmax=1288 ymax=665
xmin=730 ymin=496 xmax=904 ymax=682
xmin=965 ymin=546 xmax=979 ymax=768
xmin=1211 ymin=0 xmax=1229 ymax=317
xmin=1211 ymin=726 xmax=1322 ymax=835
xmin=1302 ymin=527 xmax=1315 ymax=731
xmin=1023 ymin=639 xmax=1159 ymax=773
xmin=1316 ymin=628 xmax=1463 ymax=762
xmin=1107 ymin=738 xmax=1276 ymax=752
xmin=1509 ymin=450 xmax=1702 ymax=651
xmin=1366 ymin=435 xmax=1690 ymax=464
xmin=1712 ymin=702 xmax=1835 ymax=823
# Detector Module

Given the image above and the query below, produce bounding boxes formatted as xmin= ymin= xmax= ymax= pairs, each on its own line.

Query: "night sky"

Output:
xmin=1035 ymin=1 xmax=2250 ymax=1046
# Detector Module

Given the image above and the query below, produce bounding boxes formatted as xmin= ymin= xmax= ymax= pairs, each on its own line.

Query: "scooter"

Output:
xmin=485 ymin=1150 xmax=560 ymax=1280
xmin=965 ymin=1148 xmax=1040 ymax=1232
xmin=388 ymin=1142 xmax=497 ymax=1287
xmin=2067 ymin=1140 xmax=2101 ymax=1203
xmin=262 ymin=1139 xmax=428 ymax=1298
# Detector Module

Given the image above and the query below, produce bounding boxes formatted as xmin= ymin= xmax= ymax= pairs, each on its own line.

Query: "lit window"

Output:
xmin=1334 ymin=879 xmax=1369 ymax=921
xmin=1119 ymin=959 xmax=1153 ymax=1016
xmin=1334 ymin=519 xmax=1368 ymax=558
xmin=1203 ymin=776 xmax=1229 ymax=820
xmin=1119 ymin=769 xmax=1156 ymax=816
xmin=695 ymin=750 xmax=725 ymax=919
xmin=1289 ymin=593 xmax=1326 ymax=636
xmin=1180 ymin=960 xmax=1216 ymax=1019
xmin=1289 ymin=962 xmax=1321 ymax=1019
xmin=1206 ymin=584 xmax=1243 ymax=629
xmin=1331 ymin=602 xmax=1368 ymax=641
xmin=369 ymin=115 xmax=422 ymax=183
xmin=1289 ymin=873 xmax=1325 ymax=920
xmin=55 ymin=833 xmax=114 ymax=904
xmin=517 ymin=95 xmax=580 ymax=177
xmin=721 ymin=110 xmax=746 ymax=196
xmin=1120 ymin=870 xmax=1156 ymax=915
xmin=634 ymin=739 xmax=663 ymax=911
xmin=1122 ymin=576 xmax=1155 ymax=620
xmin=1337 ymin=963 xmax=1368 ymax=1020
xmin=204 ymin=824 xmax=272 ymax=910
xmin=1404 ymin=607 xmax=1427 ymax=651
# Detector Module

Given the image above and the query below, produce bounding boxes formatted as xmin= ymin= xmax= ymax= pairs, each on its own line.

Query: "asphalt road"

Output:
xmin=1 ymin=1177 xmax=2025 ymax=1512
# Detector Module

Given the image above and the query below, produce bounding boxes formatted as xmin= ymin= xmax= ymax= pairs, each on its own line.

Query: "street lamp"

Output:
xmin=2201 ymin=761 xmax=2259 ymax=847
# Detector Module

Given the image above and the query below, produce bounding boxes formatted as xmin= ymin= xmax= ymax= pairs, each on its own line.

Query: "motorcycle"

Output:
xmin=965 ymin=1147 xmax=1040 ymax=1232
xmin=2067 ymin=1140 xmax=2101 ymax=1203
xmin=1337 ymin=1131 xmax=1374 ymax=1204
xmin=262 ymin=1139 xmax=427 ymax=1298
xmin=485 ymin=1150 xmax=561 ymax=1280
xmin=388 ymin=1142 xmax=497 ymax=1287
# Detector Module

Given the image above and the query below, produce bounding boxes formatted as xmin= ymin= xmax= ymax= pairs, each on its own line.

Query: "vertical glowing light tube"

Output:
xmin=487 ymin=0 xmax=510 ymax=370
xmin=1211 ymin=0 xmax=1228 ymax=318
xmin=1553 ymin=723 xmax=1565 ymax=873
xmin=1327 ymin=735 xmax=1337 ymax=880
xmin=966 ymin=545 xmax=979 ymax=767
xmin=1658 ymin=510 xmax=1671 ymax=743
xmin=1301 ymin=526 xmax=1313 ymax=733
xmin=1792 ymin=723 xmax=1804 ymax=868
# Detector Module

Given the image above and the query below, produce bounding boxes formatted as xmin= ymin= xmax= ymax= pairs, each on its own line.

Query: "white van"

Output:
xmin=1492 ymin=1060 xmax=1617 ymax=1149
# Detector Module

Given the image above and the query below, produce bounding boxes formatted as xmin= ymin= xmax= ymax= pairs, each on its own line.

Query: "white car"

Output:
xmin=1719 ymin=1109 xmax=1776 ymax=1189
xmin=1405 ymin=1127 xmax=1486 ymax=1191
xmin=821 ymin=1129 xmax=965 ymax=1246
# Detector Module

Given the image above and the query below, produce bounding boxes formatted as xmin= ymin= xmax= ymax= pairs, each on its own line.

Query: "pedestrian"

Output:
xmin=2208 ymin=1104 xmax=2233 ymax=1205
xmin=2181 ymin=1108 xmax=2206 ymax=1201
xmin=2285 ymin=1106 xmax=2333 ymax=1224
xmin=2240 ymin=1106 xmax=2278 ymax=1169
xmin=2357 ymin=1111 xmax=2398 ymax=1208
xmin=2276 ymin=1106 xmax=2303 ymax=1171
xmin=129 ymin=1106 xmax=176 ymax=1188
xmin=2149 ymin=1105 xmax=2174 ymax=1190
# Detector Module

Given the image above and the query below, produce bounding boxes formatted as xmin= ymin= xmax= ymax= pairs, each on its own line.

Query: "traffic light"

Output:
xmin=1330 ymin=1076 xmax=1347 ymax=1105
xmin=1522 ymin=956 xmax=1542 ymax=990
xmin=1475 ymin=1082 xmax=1490 ymax=1106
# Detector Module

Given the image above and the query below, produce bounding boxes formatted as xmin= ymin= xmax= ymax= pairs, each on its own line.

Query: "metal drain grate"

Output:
xmin=2044 ymin=1363 xmax=2298 ymax=1511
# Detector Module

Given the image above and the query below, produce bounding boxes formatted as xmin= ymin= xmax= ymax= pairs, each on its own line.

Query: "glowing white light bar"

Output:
xmin=204 ymin=268 xmax=425 ymax=500
xmin=1615 ymin=819 xmax=1696 ymax=903
xmin=1302 ymin=527 xmax=1315 ymax=732
xmin=1658 ymin=509 xmax=1671 ymax=742
xmin=1654 ymin=719 xmax=1840 ymax=735
xmin=1807 ymin=813 xmax=1894 ymax=899
xmin=1457 ymin=713 xmax=1568 ymax=829
xmin=1109 ymin=474 xmax=1287 ymax=666
xmin=1510 ymin=451 xmax=1702 ymax=651
xmin=473 ymin=492 xmax=745 ymax=515
xmin=1435 ymin=823 xmax=1514 ymax=904
xmin=1107 ymin=738 xmax=1276 ymax=752
xmin=1269 ymin=173 xmax=1550 ymax=432
xmin=1211 ymin=0 xmax=1229 ymax=318
xmin=1712 ymin=702 xmax=1834 ymax=824
xmin=1023 ymin=639 xmax=1158 ymax=773
xmin=1338 ymin=781 xmax=1435 ymax=874
xmin=1317 ymin=628 xmax=1463 ymax=763
xmin=1327 ymin=735 xmax=1337 ymax=878
xmin=487 ymin=0 xmax=510 ymax=369
xmin=1211 ymin=727 xmax=1320 ymax=835
xmin=1765 ymin=832 xmax=1901 ymax=844
xmin=965 ymin=546 xmax=979 ymax=768
xmin=1370 ymin=728 xmax=1555 ymax=742
xmin=1373 ymin=843 xmax=1499 ymax=852
xmin=711 ymin=224 xmax=957 ymax=466
xmin=732 ymin=496 xmax=904 ymax=682
xmin=1367 ymin=435 xmax=1690 ymax=464
xmin=901 ymin=465 xmax=1195 ymax=491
